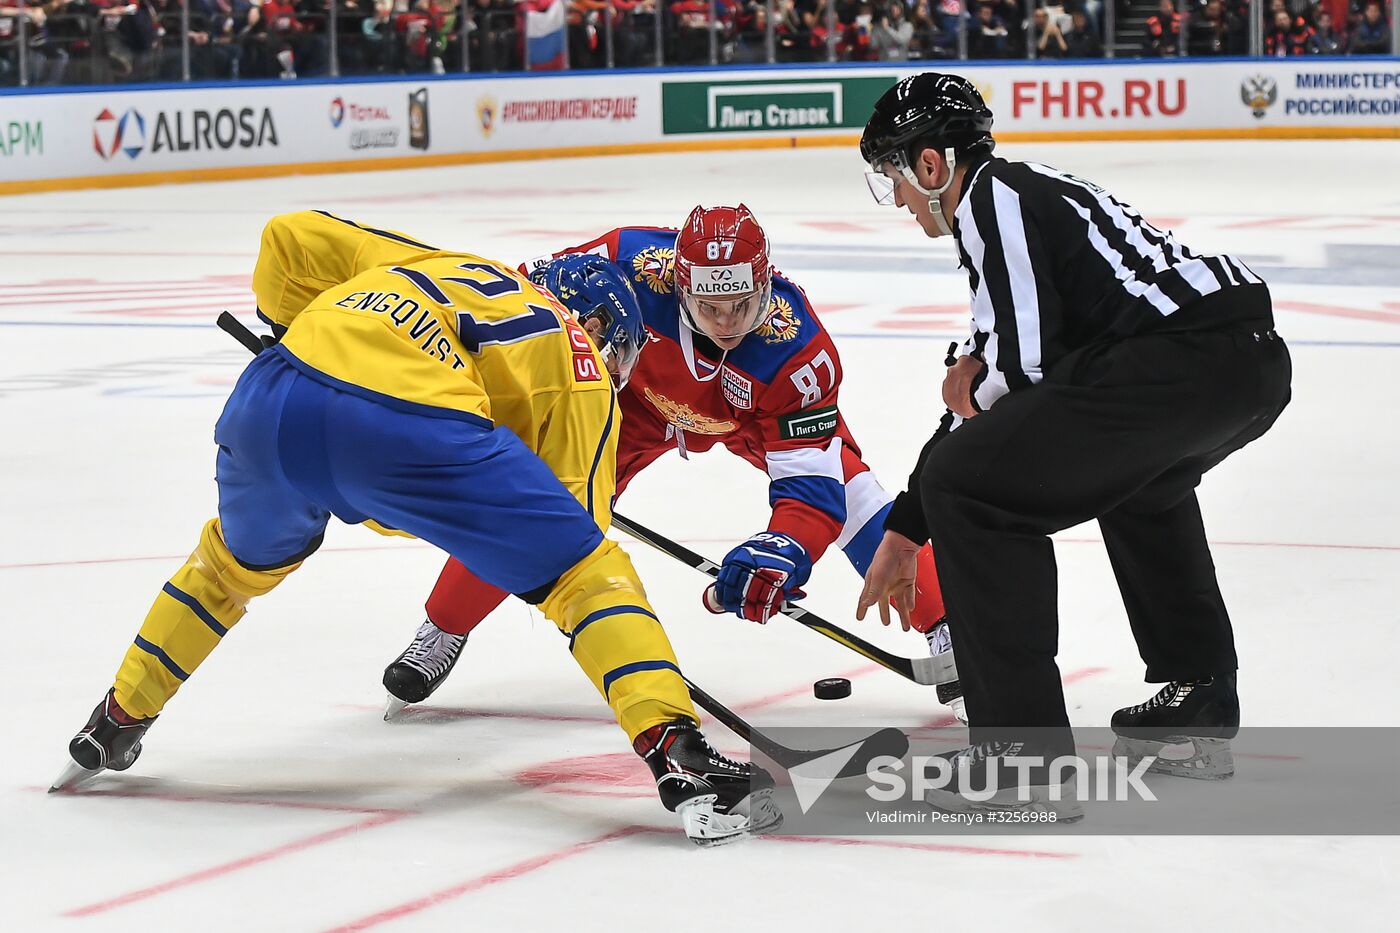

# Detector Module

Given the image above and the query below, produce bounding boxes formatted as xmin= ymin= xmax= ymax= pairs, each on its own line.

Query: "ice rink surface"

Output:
xmin=2 ymin=140 xmax=1398 ymax=931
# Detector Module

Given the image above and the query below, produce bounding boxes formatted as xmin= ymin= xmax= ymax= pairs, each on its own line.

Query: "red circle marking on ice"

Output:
xmin=514 ymin=753 xmax=656 ymax=799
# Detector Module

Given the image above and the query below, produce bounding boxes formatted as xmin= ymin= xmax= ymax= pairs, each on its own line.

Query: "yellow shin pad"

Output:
xmin=540 ymin=540 xmax=697 ymax=741
xmin=114 ymin=518 xmax=303 ymax=718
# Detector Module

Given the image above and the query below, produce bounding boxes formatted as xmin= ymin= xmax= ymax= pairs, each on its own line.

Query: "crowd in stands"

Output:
xmin=1 ymin=0 xmax=1392 ymax=85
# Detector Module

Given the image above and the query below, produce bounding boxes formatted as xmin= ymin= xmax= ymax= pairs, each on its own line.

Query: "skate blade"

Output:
xmin=49 ymin=758 xmax=101 ymax=794
xmin=383 ymin=695 xmax=410 ymax=722
xmin=1113 ymin=735 xmax=1235 ymax=780
xmin=680 ymin=790 xmax=785 ymax=847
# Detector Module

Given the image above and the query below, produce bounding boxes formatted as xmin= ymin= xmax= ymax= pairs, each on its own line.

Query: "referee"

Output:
xmin=854 ymin=74 xmax=1292 ymax=807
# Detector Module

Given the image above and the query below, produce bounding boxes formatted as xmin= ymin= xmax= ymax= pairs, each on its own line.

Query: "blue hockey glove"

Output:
xmin=705 ymin=533 xmax=812 ymax=625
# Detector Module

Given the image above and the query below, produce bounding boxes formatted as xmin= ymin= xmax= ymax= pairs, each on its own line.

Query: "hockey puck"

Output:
xmin=814 ymin=678 xmax=852 ymax=700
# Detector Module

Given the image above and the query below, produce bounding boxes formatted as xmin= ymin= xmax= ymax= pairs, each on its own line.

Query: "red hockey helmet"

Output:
xmin=673 ymin=204 xmax=773 ymax=345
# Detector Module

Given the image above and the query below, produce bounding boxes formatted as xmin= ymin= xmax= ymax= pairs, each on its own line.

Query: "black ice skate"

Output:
xmin=634 ymin=718 xmax=784 ymax=846
xmin=923 ymin=739 xmax=1085 ymax=821
xmin=382 ymin=620 xmax=468 ymax=720
xmin=50 ymin=689 xmax=156 ymax=792
xmin=926 ymin=620 xmax=965 ymax=723
xmin=1111 ymin=674 xmax=1239 ymax=780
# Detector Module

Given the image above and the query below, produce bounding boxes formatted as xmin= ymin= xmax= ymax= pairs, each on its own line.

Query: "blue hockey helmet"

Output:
xmin=530 ymin=253 xmax=647 ymax=388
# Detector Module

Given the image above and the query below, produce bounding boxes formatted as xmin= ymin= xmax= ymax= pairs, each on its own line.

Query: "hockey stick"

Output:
xmin=611 ymin=512 xmax=953 ymax=686
xmin=684 ymin=676 xmax=907 ymax=778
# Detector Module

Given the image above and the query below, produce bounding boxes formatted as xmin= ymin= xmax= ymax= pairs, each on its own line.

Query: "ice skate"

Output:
xmin=50 ymin=689 xmax=156 ymax=793
xmin=382 ymin=620 xmax=467 ymax=720
xmin=926 ymin=619 xmax=966 ymax=723
xmin=923 ymin=740 xmax=1084 ymax=822
xmin=1111 ymin=674 xmax=1239 ymax=780
xmin=634 ymin=719 xmax=783 ymax=846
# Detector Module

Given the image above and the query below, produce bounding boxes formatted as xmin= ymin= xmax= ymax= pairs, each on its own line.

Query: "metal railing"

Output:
xmin=2 ymin=0 xmax=1395 ymax=89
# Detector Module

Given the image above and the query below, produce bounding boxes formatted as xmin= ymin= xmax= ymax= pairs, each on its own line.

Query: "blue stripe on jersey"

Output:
xmin=313 ymin=210 xmax=438 ymax=251
xmin=272 ymin=345 xmax=494 ymax=429
xmin=133 ymin=636 xmax=190 ymax=681
xmin=585 ymin=391 xmax=616 ymax=518
xmin=570 ymin=604 xmax=659 ymax=650
xmin=161 ymin=583 xmax=229 ymax=637
xmin=769 ymin=475 xmax=848 ymax=525
xmin=601 ymin=659 xmax=682 ymax=697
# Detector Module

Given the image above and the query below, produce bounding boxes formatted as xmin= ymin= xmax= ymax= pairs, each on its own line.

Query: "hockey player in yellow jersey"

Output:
xmin=53 ymin=211 xmax=781 ymax=846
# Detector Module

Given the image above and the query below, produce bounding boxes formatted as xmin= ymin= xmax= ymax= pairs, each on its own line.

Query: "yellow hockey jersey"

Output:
xmin=251 ymin=210 xmax=618 ymax=520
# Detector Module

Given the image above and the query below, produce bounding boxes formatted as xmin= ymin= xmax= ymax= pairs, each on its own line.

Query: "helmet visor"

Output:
xmin=680 ymin=287 xmax=771 ymax=341
xmin=865 ymin=152 xmax=911 ymax=206
xmin=600 ymin=323 xmax=643 ymax=389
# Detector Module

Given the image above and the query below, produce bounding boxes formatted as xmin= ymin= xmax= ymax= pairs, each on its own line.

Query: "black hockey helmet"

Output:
xmin=859 ymin=73 xmax=995 ymax=169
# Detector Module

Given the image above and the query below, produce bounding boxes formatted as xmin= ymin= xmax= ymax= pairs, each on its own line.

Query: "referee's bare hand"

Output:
xmin=942 ymin=355 xmax=985 ymax=419
xmin=856 ymin=530 xmax=921 ymax=631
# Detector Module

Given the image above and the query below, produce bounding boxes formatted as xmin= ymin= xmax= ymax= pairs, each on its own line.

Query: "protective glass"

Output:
xmin=679 ymin=285 xmax=772 ymax=341
xmin=580 ymin=305 xmax=643 ymax=389
xmin=600 ymin=324 xmax=643 ymax=389
xmin=864 ymin=153 xmax=908 ymax=206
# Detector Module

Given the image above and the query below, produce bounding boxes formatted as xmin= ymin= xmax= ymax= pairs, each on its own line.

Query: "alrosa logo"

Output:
xmin=93 ymin=108 xmax=146 ymax=161
xmin=93 ymin=106 xmax=277 ymax=161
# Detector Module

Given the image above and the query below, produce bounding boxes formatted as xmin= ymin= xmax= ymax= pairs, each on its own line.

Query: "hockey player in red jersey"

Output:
xmin=382 ymin=205 xmax=962 ymax=718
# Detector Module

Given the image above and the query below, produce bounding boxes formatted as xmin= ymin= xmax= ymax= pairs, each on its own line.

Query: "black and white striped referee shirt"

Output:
xmin=950 ymin=155 xmax=1270 ymax=413
xmin=882 ymin=154 xmax=1275 ymax=544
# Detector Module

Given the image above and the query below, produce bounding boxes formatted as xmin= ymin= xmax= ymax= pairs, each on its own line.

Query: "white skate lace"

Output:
xmin=398 ymin=621 xmax=466 ymax=678
xmin=960 ymin=740 xmax=1021 ymax=764
xmin=926 ymin=621 xmax=953 ymax=656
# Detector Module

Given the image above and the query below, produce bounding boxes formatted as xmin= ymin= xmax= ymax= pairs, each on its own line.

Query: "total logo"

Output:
xmin=329 ymin=96 xmax=398 ymax=151
xmin=93 ymin=108 xmax=145 ymax=161
xmin=328 ymin=96 xmax=392 ymax=127
xmin=92 ymin=106 xmax=278 ymax=162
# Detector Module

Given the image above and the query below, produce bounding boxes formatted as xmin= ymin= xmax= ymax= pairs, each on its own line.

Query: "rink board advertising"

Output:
xmin=753 ymin=727 xmax=1400 ymax=836
xmin=1 ymin=59 xmax=1396 ymax=191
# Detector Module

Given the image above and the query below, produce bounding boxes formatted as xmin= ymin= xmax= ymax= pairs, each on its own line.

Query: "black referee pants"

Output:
xmin=920 ymin=326 xmax=1292 ymax=740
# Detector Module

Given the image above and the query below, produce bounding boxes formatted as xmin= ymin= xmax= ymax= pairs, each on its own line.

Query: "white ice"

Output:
xmin=2 ymin=140 xmax=1398 ymax=931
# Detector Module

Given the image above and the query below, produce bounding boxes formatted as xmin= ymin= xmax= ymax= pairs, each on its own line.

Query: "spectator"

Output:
xmin=733 ymin=0 xmax=767 ymax=62
xmin=2 ymin=2 xmax=69 ymax=83
xmin=907 ymin=0 xmax=941 ymax=56
xmin=396 ymin=0 xmax=446 ymax=72
xmin=1062 ymin=6 xmax=1101 ymax=55
xmin=968 ymin=0 xmax=1009 ymax=57
xmin=842 ymin=0 xmax=875 ymax=59
xmin=775 ymin=0 xmax=817 ymax=60
xmin=567 ymin=0 xmax=604 ymax=68
xmin=1309 ymin=6 xmax=1346 ymax=51
xmin=985 ymin=0 xmax=1021 ymax=51
xmin=469 ymin=0 xmax=516 ymax=70
xmin=1143 ymin=0 xmax=1181 ymax=56
xmin=358 ymin=0 xmax=396 ymax=69
xmin=1187 ymin=0 xmax=1233 ymax=54
xmin=1350 ymin=0 xmax=1390 ymax=52
xmin=870 ymin=0 xmax=911 ymax=57
xmin=611 ymin=0 xmax=654 ymax=67
xmin=1264 ymin=9 xmax=1312 ymax=54
xmin=670 ymin=0 xmax=713 ymax=63
xmin=1033 ymin=5 xmax=1067 ymax=56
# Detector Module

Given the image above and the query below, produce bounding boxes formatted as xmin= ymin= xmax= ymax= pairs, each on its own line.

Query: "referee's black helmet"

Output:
xmin=859 ymin=74 xmax=996 ymax=168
